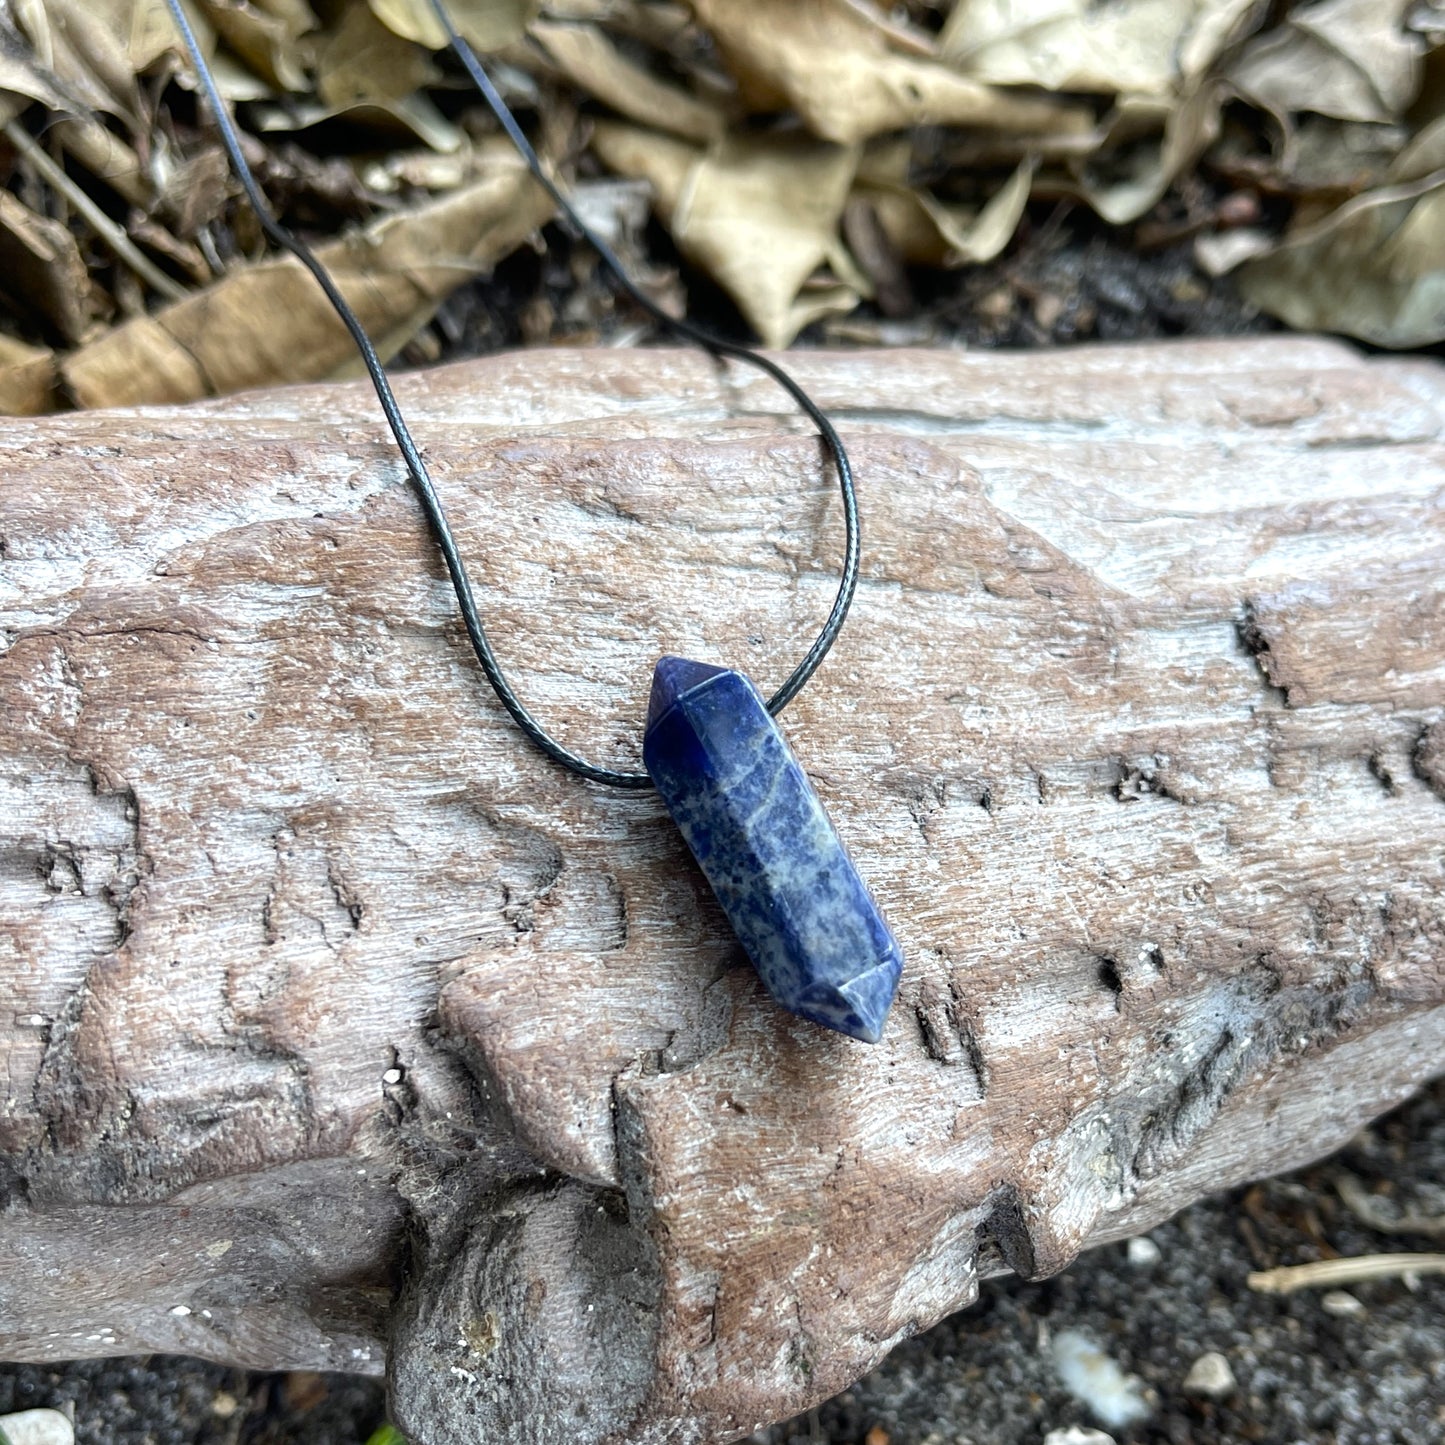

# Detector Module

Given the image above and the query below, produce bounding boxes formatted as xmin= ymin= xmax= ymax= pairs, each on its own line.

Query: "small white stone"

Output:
xmin=0 ymin=1409 xmax=75 ymax=1445
xmin=1321 ymin=1290 xmax=1365 ymax=1317
xmin=1044 ymin=1428 xmax=1117 ymax=1445
xmin=1182 ymin=1351 xmax=1237 ymax=1398
xmin=1051 ymin=1330 xmax=1152 ymax=1429
xmin=1126 ymin=1236 xmax=1161 ymax=1268
xmin=209 ymin=1392 xmax=240 ymax=1420
xmin=381 ymin=1068 xmax=403 ymax=1085
xmin=169 ymin=1305 xmax=192 ymax=1317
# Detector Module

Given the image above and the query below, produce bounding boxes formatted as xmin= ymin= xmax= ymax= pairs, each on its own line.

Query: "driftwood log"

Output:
xmin=1 ymin=339 xmax=1443 ymax=1444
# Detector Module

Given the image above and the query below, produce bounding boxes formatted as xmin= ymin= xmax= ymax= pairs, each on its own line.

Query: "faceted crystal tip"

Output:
xmin=790 ymin=950 xmax=904 ymax=1045
xmin=646 ymin=655 xmax=729 ymax=731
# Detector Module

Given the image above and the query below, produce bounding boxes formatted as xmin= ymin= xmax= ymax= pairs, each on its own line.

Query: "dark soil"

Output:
xmin=403 ymin=199 xmax=1276 ymax=366
xmin=0 ymin=1362 xmax=386 ymax=1445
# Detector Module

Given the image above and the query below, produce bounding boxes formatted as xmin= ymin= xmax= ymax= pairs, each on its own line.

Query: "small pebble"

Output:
xmin=209 ymin=1391 xmax=240 ymax=1420
xmin=1093 ymin=271 xmax=1146 ymax=314
xmin=1322 ymin=1290 xmax=1366 ymax=1317
xmin=0 ymin=1410 xmax=75 ymax=1445
xmin=1033 ymin=292 xmax=1065 ymax=330
xmin=977 ymin=286 xmax=1015 ymax=320
xmin=1216 ymin=190 xmax=1261 ymax=227
xmin=1044 ymin=1428 xmax=1117 ymax=1445
xmin=1127 ymin=1236 xmax=1162 ymax=1268
xmin=1051 ymin=1330 xmax=1152 ymax=1429
xmin=1183 ymin=1351 xmax=1237 ymax=1398
xmin=863 ymin=1428 xmax=891 ymax=1445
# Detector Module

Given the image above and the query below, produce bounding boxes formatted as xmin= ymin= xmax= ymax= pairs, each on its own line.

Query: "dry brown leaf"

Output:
xmin=592 ymin=120 xmax=861 ymax=345
xmin=3 ymin=3 xmax=185 ymax=196
xmin=856 ymin=139 xmax=1035 ymax=265
xmin=204 ymin=47 xmax=276 ymax=99
xmin=1193 ymin=224 xmax=1274 ymax=275
xmin=62 ymin=163 xmax=553 ymax=408
xmin=579 ymin=0 xmax=695 ymax=54
xmin=196 ymin=0 xmax=317 ymax=92
xmin=0 ymin=189 xmax=96 ymax=343
xmin=162 ymin=145 xmax=232 ymax=236
xmin=1236 ymin=161 xmax=1445 ymax=346
xmin=1227 ymin=0 xmax=1425 ymax=124
xmin=256 ymin=90 xmax=461 ymax=148
xmin=0 ymin=9 xmax=78 ymax=125
xmin=261 ymin=9 xmax=459 ymax=150
xmin=939 ymin=0 xmax=1255 ymax=230
xmin=0 ymin=331 xmax=56 ymax=414
xmin=589 ymin=119 xmax=696 ymax=223
xmin=316 ymin=2 xmax=438 ymax=107
xmin=929 ymin=163 xmax=1036 ymax=264
xmin=128 ymin=0 xmax=190 ymax=70
xmin=941 ymin=0 xmax=1261 ymax=98
xmin=127 ymin=213 xmax=210 ymax=284
xmin=531 ymin=19 xmax=722 ymax=142
xmin=15 ymin=0 xmax=147 ymax=119
xmin=1076 ymin=83 xmax=1225 ymax=224
xmin=1276 ymin=118 xmax=1414 ymax=196
xmin=93 ymin=0 xmax=275 ymax=103
xmin=1392 ymin=114 xmax=1445 ymax=183
xmin=85 ymin=0 xmax=189 ymax=73
xmin=689 ymin=0 xmax=1088 ymax=145
xmin=360 ymin=144 xmax=473 ymax=192
xmin=368 ymin=0 xmax=539 ymax=52
xmin=27 ymin=0 xmax=191 ymax=79
xmin=676 ymin=137 xmax=864 ymax=346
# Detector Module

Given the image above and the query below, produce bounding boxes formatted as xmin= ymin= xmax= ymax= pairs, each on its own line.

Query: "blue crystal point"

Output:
xmin=642 ymin=657 xmax=904 ymax=1043
xmin=646 ymin=655 xmax=728 ymax=730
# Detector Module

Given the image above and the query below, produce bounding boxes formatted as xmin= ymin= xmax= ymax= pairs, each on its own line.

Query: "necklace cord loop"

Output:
xmin=161 ymin=0 xmax=860 ymax=789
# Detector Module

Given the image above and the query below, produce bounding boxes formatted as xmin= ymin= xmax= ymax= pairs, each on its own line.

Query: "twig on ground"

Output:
xmin=1248 ymin=1253 xmax=1445 ymax=1294
xmin=3 ymin=122 xmax=189 ymax=304
xmin=1336 ymin=1173 xmax=1445 ymax=1239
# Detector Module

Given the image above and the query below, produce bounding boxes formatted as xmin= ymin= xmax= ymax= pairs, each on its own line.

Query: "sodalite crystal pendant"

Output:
xmin=643 ymin=656 xmax=904 ymax=1043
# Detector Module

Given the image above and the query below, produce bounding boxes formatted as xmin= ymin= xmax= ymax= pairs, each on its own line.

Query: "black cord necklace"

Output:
xmin=161 ymin=0 xmax=903 ymax=1043
xmin=161 ymin=0 xmax=857 ymax=790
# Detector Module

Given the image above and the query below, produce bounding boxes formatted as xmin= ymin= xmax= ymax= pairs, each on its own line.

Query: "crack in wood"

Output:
xmin=1236 ymin=601 xmax=1292 ymax=708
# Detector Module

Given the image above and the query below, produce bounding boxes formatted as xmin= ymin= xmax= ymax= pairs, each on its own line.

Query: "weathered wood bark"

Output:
xmin=1 ymin=339 xmax=1443 ymax=1444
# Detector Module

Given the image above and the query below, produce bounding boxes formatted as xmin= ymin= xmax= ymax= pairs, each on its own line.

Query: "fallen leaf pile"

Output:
xmin=0 ymin=0 xmax=1442 ymax=416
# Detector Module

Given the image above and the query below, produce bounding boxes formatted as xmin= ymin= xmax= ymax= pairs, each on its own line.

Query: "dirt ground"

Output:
xmin=411 ymin=199 xmax=1279 ymax=358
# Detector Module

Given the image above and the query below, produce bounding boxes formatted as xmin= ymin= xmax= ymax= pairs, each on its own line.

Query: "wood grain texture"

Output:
xmin=0 ymin=339 xmax=1442 ymax=1443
